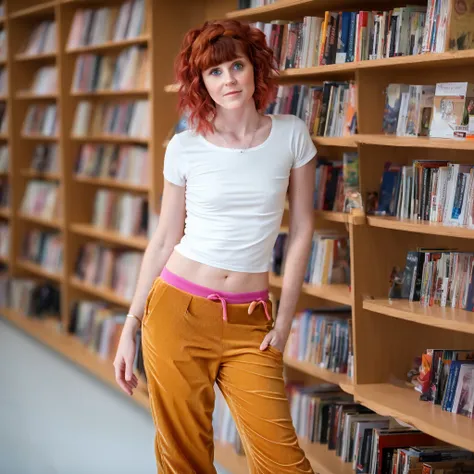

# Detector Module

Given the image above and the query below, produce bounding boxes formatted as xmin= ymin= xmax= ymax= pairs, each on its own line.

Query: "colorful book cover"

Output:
xmin=430 ymin=82 xmax=474 ymax=139
xmin=447 ymin=0 xmax=474 ymax=51
xmin=383 ymin=84 xmax=409 ymax=135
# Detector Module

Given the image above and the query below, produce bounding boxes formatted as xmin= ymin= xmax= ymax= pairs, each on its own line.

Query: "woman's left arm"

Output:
xmin=260 ymin=157 xmax=316 ymax=352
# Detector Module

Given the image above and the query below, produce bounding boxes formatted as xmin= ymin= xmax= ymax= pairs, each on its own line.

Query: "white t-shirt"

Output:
xmin=163 ymin=114 xmax=317 ymax=273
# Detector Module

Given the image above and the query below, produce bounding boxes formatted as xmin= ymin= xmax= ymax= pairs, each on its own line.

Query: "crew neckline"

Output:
xmin=198 ymin=115 xmax=274 ymax=153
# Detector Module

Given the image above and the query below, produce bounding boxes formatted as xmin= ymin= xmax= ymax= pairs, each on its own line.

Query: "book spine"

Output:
xmin=346 ymin=12 xmax=357 ymax=62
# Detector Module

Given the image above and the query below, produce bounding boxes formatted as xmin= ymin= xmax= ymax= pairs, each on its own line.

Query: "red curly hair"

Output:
xmin=174 ymin=19 xmax=278 ymax=135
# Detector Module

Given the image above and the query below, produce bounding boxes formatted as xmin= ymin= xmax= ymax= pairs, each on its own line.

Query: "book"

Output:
xmin=430 ymin=82 xmax=474 ymax=139
xmin=383 ymin=84 xmax=410 ymax=135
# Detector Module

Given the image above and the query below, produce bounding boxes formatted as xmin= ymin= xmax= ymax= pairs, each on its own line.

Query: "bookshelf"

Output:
xmin=355 ymin=384 xmax=474 ymax=452
xmin=1 ymin=0 xmax=474 ymax=473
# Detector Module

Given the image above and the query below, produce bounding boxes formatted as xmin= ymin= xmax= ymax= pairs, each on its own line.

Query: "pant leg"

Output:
xmin=216 ymin=303 xmax=314 ymax=474
xmin=141 ymin=279 xmax=223 ymax=474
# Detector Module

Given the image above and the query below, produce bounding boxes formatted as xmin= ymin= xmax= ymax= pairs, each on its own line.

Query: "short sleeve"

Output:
xmin=163 ymin=133 xmax=186 ymax=187
xmin=290 ymin=116 xmax=317 ymax=169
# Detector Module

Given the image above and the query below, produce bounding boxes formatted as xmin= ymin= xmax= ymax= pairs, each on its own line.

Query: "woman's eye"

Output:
xmin=210 ymin=69 xmax=221 ymax=76
xmin=233 ymin=62 xmax=243 ymax=70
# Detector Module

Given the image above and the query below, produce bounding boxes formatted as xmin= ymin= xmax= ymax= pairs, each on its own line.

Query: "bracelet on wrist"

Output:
xmin=126 ymin=313 xmax=142 ymax=325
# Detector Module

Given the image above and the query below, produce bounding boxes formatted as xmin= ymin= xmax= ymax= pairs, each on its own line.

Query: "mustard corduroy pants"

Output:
xmin=142 ymin=278 xmax=314 ymax=474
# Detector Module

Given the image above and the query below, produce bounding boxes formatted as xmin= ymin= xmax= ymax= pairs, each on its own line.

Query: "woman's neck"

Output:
xmin=212 ymin=102 xmax=261 ymax=139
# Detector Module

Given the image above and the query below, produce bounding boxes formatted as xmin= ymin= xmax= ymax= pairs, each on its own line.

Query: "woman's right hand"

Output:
xmin=113 ymin=321 xmax=140 ymax=396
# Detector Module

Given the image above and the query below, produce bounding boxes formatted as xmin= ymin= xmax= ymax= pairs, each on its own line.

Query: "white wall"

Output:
xmin=0 ymin=319 xmax=228 ymax=474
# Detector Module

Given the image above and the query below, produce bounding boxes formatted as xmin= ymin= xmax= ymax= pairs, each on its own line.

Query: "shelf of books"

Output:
xmin=2 ymin=0 xmax=474 ymax=473
xmin=354 ymin=384 xmax=474 ymax=452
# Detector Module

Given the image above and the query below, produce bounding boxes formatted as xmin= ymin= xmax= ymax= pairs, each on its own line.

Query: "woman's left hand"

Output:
xmin=259 ymin=327 xmax=289 ymax=353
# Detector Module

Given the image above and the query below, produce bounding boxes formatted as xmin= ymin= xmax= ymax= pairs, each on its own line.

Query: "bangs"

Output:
xmin=197 ymin=36 xmax=247 ymax=71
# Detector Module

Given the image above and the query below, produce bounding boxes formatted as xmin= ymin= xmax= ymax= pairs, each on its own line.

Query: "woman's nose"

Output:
xmin=224 ymin=70 xmax=236 ymax=85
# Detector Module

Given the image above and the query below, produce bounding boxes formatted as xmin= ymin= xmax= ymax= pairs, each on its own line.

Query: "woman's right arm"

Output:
xmin=113 ymin=179 xmax=185 ymax=395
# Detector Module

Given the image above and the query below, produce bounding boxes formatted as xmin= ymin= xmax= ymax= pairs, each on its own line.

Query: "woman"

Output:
xmin=114 ymin=19 xmax=316 ymax=474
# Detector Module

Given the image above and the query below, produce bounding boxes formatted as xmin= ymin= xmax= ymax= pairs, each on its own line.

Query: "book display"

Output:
xmin=1 ymin=1 xmax=474 ymax=473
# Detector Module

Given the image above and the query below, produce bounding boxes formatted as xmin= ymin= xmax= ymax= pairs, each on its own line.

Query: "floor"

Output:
xmin=0 ymin=318 xmax=229 ymax=474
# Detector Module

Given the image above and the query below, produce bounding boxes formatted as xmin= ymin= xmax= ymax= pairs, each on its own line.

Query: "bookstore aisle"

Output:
xmin=0 ymin=319 xmax=229 ymax=474
xmin=3 ymin=0 xmax=474 ymax=473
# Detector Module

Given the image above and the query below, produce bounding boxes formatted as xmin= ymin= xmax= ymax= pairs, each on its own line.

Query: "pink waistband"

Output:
xmin=160 ymin=267 xmax=271 ymax=322
xmin=161 ymin=267 xmax=269 ymax=303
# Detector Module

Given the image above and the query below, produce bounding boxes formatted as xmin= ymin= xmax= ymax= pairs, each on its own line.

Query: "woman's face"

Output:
xmin=202 ymin=51 xmax=255 ymax=111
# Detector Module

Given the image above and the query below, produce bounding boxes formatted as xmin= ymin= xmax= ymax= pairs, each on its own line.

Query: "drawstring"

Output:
xmin=207 ymin=294 xmax=228 ymax=321
xmin=248 ymin=299 xmax=272 ymax=321
xmin=206 ymin=295 xmax=271 ymax=322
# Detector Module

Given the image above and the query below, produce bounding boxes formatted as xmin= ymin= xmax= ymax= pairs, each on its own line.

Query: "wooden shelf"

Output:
xmin=279 ymin=62 xmax=358 ymax=81
xmin=74 ymin=175 xmax=148 ymax=193
xmin=227 ymin=0 xmax=315 ymax=20
xmin=312 ymin=136 xmax=357 ymax=148
xmin=71 ymin=135 xmax=149 ymax=145
xmin=301 ymin=282 xmax=352 ymax=306
xmin=20 ymin=169 xmax=61 ymax=180
xmin=279 ymin=50 xmax=474 ymax=80
xmin=0 ymin=255 xmax=9 ymax=264
xmin=15 ymin=52 xmax=56 ymax=62
xmin=0 ymin=308 xmax=149 ymax=410
xmin=9 ymin=1 xmax=56 ymax=19
xmin=16 ymin=259 xmax=63 ymax=283
xmin=18 ymin=213 xmax=62 ymax=229
xmin=0 ymin=133 xmax=8 ymax=140
xmin=363 ymin=298 xmax=474 ymax=335
xmin=0 ymin=206 xmax=10 ymax=218
xmin=225 ymin=0 xmax=391 ymax=21
xmin=66 ymin=36 xmax=150 ymax=55
xmin=357 ymin=134 xmax=474 ymax=150
xmin=314 ymin=210 xmax=349 ymax=223
xmin=21 ymin=134 xmax=58 ymax=142
xmin=325 ymin=134 xmax=474 ymax=150
xmin=314 ymin=210 xmax=365 ymax=225
xmin=284 ymin=354 xmax=354 ymax=394
xmin=70 ymin=223 xmax=148 ymax=250
xmin=286 ymin=202 xmax=358 ymax=224
xmin=213 ymin=442 xmax=248 ymax=474
xmin=308 ymin=134 xmax=474 ymax=150
xmin=164 ymin=84 xmax=179 ymax=93
xmin=298 ymin=438 xmax=354 ymax=474
xmin=71 ymin=89 xmax=149 ymax=98
xmin=354 ymin=384 xmax=474 ymax=452
xmin=269 ymin=274 xmax=352 ymax=306
xmin=70 ymin=277 xmax=131 ymax=307
xmin=16 ymin=91 xmax=58 ymax=100
xmin=367 ymin=215 xmax=474 ymax=239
